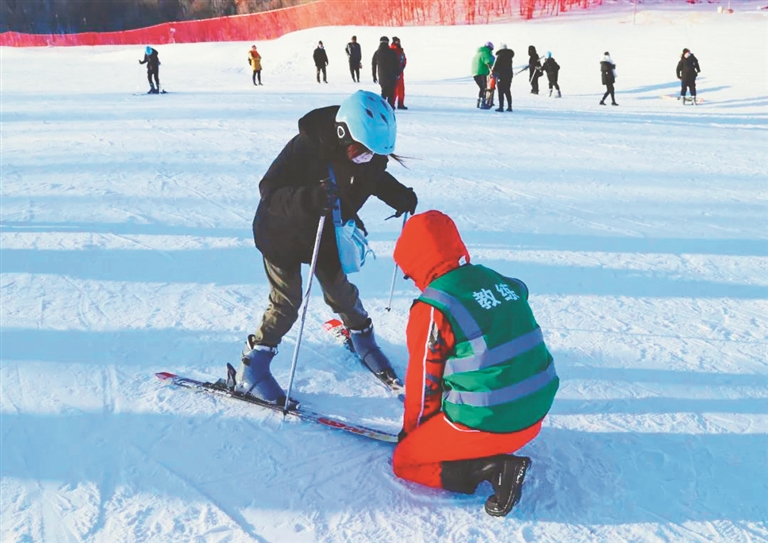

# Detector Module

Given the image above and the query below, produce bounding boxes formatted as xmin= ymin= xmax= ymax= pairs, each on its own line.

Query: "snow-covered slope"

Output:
xmin=1 ymin=2 xmax=767 ymax=542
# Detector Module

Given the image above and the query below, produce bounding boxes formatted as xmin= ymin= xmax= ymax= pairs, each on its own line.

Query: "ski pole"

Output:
xmin=283 ymin=212 xmax=326 ymax=414
xmin=385 ymin=212 xmax=409 ymax=311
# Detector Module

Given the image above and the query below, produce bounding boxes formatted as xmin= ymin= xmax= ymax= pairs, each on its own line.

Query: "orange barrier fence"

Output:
xmin=0 ymin=0 xmax=600 ymax=47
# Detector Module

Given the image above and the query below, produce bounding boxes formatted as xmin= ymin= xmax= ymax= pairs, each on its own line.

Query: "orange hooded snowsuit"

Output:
xmin=391 ymin=210 xmax=543 ymax=489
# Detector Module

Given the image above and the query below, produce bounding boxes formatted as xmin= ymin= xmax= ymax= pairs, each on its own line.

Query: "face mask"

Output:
xmin=351 ymin=152 xmax=374 ymax=164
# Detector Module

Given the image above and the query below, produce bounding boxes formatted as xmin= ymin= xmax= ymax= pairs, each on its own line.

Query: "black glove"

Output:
xmin=373 ymin=77 xmax=378 ymax=84
xmin=393 ymin=187 xmax=417 ymax=218
xmin=310 ymin=178 xmax=337 ymax=215
xmin=397 ymin=429 xmax=407 ymax=443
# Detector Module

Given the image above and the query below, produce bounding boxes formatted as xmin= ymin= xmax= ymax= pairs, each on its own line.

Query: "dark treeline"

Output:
xmin=1 ymin=0 xmax=313 ymax=34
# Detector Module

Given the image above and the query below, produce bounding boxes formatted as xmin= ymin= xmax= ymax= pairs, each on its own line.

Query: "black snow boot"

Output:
xmin=441 ymin=455 xmax=531 ymax=517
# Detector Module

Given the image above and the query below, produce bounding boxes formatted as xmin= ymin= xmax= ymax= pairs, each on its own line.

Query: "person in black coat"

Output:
xmin=371 ymin=36 xmax=402 ymax=108
xmin=240 ymin=92 xmax=418 ymax=403
xmin=541 ymin=52 xmax=561 ymax=97
xmin=313 ymin=41 xmax=329 ymax=83
xmin=346 ymin=36 xmax=362 ymax=82
xmin=138 ymin=46 xmax=161 ymax=93
xmin=676 ymin=48 xmax=701 ymax=100
xmin=527 ymin=45 xmax=543 ymax=94
xmin=491 ymin=44 xmax=514 ymax=112
xmin=599 ymin=52 xmax=618 ymax=106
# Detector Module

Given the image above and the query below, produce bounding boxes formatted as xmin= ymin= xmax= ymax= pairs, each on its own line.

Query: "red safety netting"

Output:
xmin=0 ymin=0 xmax=600 ymax=47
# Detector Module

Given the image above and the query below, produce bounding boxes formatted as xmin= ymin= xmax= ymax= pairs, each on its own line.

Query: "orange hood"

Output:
xmin=393 ymin=210 xmax=470 ymax=291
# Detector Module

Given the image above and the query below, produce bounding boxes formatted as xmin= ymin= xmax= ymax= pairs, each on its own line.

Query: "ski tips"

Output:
xmin=155 ymin=371 xmax=178 ymax=380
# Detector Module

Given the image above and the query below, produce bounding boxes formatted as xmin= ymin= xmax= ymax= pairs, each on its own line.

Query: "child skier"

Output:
xmin=233 ymin=91 xmax=418 ymax=405
xmin=392 ymin=210 xmax=559 ymax=517
xmin=676 ymin=48 xmax=701 ymax=104
xmin=541 ymin=52 xmax=561 ymax=97
xmin=139 ymin=46 xmax=161 ymax=94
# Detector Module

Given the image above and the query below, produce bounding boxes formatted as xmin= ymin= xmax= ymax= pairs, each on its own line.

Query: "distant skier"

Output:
xmin=527 ymin=45 xmax=543 ymax=94
xmin=491 ymin=43 xmax=514 ymax=112
xmin=390 ymin=37 xmax=408 ymax=109
xmin=314 ymin=41 xmax=329 ymax=84
xmin=233 ymin=90 xmax=417 ymax=404
xmin=471 ymin=42 xmax=495 ymax=108
xmin=248 ymin=45 xmax=262 ymax=86
xmin=676 ymin=48 xmax=701 ymax=103
xmin=542 ymin=51 xmax=561 ymax=97
xmin=599 ymin=52 xmax=618 ymax=106
xmin=371 ymin=36 xmax=401 ymax=108
xmin=345 ymin=36 xmax=362 ymax=83
xmin=392 ymin=210 xmax=558 ymax=518
xmin=139 ymin=46 xmax=161 ymax=94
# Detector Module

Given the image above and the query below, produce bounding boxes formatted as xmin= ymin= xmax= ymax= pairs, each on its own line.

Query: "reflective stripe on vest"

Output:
xmin=421 ymin=286 xmax=545 ymax=377
xmin=444 ymin=362 xmax=557 ymax=407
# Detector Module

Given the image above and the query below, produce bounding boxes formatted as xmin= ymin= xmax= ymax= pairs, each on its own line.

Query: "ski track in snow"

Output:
xmin=2 ymin=1 xmax=768 ymax=541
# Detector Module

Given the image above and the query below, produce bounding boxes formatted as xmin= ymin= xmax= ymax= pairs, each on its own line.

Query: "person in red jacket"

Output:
xmin=391 ymin=210 xmax=558 ymax=517
xmin=390 ymin=37 xmax=408 ymax=110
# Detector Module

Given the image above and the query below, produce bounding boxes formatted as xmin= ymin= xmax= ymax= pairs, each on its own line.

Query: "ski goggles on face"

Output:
xmin=347 ymin=142 xmax=374 ymax=164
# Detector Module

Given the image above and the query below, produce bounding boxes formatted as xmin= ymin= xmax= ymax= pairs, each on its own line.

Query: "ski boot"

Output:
xmin=147 ymin=86 xmax=157 ymax=94
xmin=556 ymin=90 xmax=562 ymax=98
xmin=349 ymin=321 xmax=401 ymax=387
xmin=441 ymin=455 xmax=531 ymax=517
xmin=549 ymin=89 xmax=553 ymax=97
xmin=233 ymin=335 xmax=285 ymax=403
xmin=476 ymin=98 xmax=482 ymax=108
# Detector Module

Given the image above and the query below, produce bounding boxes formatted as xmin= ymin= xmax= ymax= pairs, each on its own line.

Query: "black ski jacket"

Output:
xmin=492 ymin=48 xmax=515 ymax=79
xmin=346 ymin=42 xmax=362 ymax=64
xmin=676 ymin=54 xmax=700 ymax=82
xmin=313 ymin=47 xmax=328 ymax=68
xmin=252 ymin=106 xmax=416 ymax=273
xmin=542 ymin=57 xmax=560 ymax=81
xmin=139 ymin=49 xmax=160 ymax=72
xmin=371 ymin=43 xmax=401 ymax=88
xmin=528 ymin=47 xmax=542 ymax=79
xmin=601 ymin=60 xmax=616 ymax=85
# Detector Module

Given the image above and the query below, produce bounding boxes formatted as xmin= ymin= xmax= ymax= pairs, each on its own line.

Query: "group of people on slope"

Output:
xmin=471 ymin=42 xmax=562 ymax=111
xmin=312 ymin=36 xmax=408 ymax=109
xmin=231 ymin=88 xmax=559 ymax=518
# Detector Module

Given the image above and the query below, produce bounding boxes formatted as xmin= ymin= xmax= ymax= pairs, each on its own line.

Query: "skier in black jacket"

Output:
xmin=138 ymin=46 xmax=161 ymax=93
xmin=599 ymin=52 xmax=618 ymax=106
xmin=527 ymin=45 xmax=543 ymax=94
xmin=313 ymin=41 xmax=329 ymax=83
xmin=236 ymin=90 xmax=418 ymax=404
xmin=371 ymin=36 xmax=402 ymax=108
xmin=491 ymin=44 xmax=514 ymax=112
xmin=346 ymin=36 xmax=362 ymax=82
xmin=676 ymin=48 xmax=701 ymax=101
xmin=541 ymin=52 xmax=561 ymax=97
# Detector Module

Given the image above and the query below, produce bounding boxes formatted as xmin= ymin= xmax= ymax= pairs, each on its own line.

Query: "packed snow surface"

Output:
xmin=1 ymin=1 xmax=767 ymax=542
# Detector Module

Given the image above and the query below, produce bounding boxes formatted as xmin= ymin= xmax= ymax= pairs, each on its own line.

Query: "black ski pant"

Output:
xmin=473 ymin=75 xmax=487 ymax=100
xmin=252 ymin=69 xmax=262 ymax=85
xmin=349 ymin=61 xmax=360 ymax=82
xmin=601 ymin=83 xmax=616 ymax=104
xmin=547 ymin=76 xmax=560 ymax=91
xmin=529 ymin=69 xmax=540 ymax=93
xmin=680 ymin=79 xmax=696 ymax=97
xmin=316 ymin=66 xmax=327 ymax=83
xmin=147 ymin=68 xmax=160 ymax=90
xmin=380 ymin=83 xmax=396 ymax=108
xmin=496 ymin=76 xmax=512 ymax=110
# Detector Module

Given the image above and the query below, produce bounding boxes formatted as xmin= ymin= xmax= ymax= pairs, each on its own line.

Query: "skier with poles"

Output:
xmin=527 ymin=45 xmax=543 ymax=94
xmin=139 ymin=46 xmax=161 ymax=94
xmin=232 ymin=90 xmax=418 ymax=405
xmin=392 ymin=210 xmax=559 ymax=517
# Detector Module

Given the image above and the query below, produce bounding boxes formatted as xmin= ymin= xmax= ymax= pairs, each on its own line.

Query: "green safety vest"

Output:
xmin=418 ymin=264 xmax=558 ymax=433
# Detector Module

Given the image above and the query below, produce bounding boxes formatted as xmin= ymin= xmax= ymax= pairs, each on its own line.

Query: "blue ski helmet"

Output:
xmin=335 ymin=90 xmax=396 ymax=156
xmin=145 ymin=46 xmax=152 ymax=55
xmin=546 ymin=51 xmax=552 ymax=58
